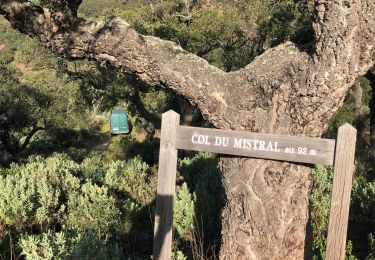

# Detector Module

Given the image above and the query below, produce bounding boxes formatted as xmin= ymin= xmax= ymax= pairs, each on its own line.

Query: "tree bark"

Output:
xmin=371 ymin=98 xmax=375 ymax=159
xmin=20 ymin=125 xmax=45 ymax=151
xmin=0 ymin=125 xmax=45 ymax=159
xmin=369 ymin=69 xmax=375 ymax=159
xmin=353 ymin=80 xmax=363 ymax=116
xmin=220 ymin=158 xmax=312 ymax=259
xmin=353 ymin=80 xmax=366 ymax=149
xmin=176 ymin=96 xmax=202 ymax=126
xmin=1 ymin=0 xmax=374 ymax=259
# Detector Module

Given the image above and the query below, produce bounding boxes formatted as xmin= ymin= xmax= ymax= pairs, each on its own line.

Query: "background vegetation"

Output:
xmin=0 ymin=0 xmax=374 ymax=259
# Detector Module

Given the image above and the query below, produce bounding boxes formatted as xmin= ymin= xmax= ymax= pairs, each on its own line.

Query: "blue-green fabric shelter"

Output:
xmin=110 ymin=109 xmax=129 ymax=134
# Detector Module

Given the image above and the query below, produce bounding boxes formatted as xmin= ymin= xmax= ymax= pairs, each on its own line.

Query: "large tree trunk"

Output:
xmin=1 ymin=0 xmax=374 ymax=259
xmin=220 ymin=158 xmax=312 ymax=259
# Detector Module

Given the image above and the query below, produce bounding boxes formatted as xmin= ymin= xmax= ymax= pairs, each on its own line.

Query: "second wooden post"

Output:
xmin=153 ymin=110 xmax=180 ymax=260
xmin=326 ymin=124 xmax=357 ymax=260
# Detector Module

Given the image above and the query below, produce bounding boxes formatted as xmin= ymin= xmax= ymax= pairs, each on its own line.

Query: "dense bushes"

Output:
xmin=178 ymin=152 xmax=224 ymax=250
xmin=104 ymin=136 xmax=160 ymax=165
xmin=1 ymin=151 xmax=374 ymax=259
xmin=0 ymin=151 xmax=223 ymax=259
xmin=311 ymin=165 xmax=375 ymax=260
xmin=0 ymin=154 xmax=143 ymax=258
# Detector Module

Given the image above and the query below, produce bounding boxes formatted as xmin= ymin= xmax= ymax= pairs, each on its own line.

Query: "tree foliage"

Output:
xmin=0 ymin=65 xmax=49 ymax=159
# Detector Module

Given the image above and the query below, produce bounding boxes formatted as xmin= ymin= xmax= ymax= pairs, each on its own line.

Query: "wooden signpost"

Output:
xmin=153 ymin=110 xmax=357 ymax=260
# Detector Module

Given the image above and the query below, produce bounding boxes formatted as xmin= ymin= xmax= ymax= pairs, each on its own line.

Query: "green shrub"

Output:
xmin=108 ymin=135 xmax=160 ymax=165
xmin=66 ymin=183 xmax=120 ymax=239
xmin=27 ymin=128 xmax=102 ymax=157
xmin=311 ymin=165 xmax=333 ymax=259
xmin=19 ymin=230 xmax=125 ymax=260
xmin=19 ymin=231 xmax=67 ymax=260
xmin=172 ymin=250 xmax=187 ymax=260
xmin=368 ymin=233 xmax=375 ymax=260
xmin=0 ymin=154 xmax=151 ymax=258
xmin=0 ymin=151 xmax=225 ymax=258
xmin=0 ymin=50 xmax=14 ymax=64
xmin=67 ymin=147 xmax=88 ymax=163
xmin=104 ymin=156 xmax=156 ymax=205
xmin=178 ymin=153 xmax=224 ymax=242
xmin=178 ymin=152 xmax=224 ymax=256
xmin=174 ymin=183 xmax=195 ymax=239
xmin=310 ymin=165 xmax=365 ymax=260
xmin=351 ymin=178 xmax=375 ymax=223
xmin=80 ymin=156 xmax=109 ymax=184
xmin=0 ymin=154 xmax=80 ymax=231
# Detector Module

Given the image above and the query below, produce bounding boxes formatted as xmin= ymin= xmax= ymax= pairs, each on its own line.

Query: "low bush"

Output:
xmin=311 ymin=165 xmax=375 ymax=260
xmin=0 ymin=152 xmax=224 ymax=259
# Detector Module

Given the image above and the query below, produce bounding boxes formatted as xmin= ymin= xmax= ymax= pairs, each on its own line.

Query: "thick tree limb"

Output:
xmin=314 ymin=0 xmax=375 ymax=74
xmin=0 ymin=125 xmax=45 ymax=158
xmin=0 ymin=1 xmax=230 ymax=127
xmin=1 ymin=0 xmax=373 ymax=134
xmin=21 ymin=125 xmax=46 ymax=150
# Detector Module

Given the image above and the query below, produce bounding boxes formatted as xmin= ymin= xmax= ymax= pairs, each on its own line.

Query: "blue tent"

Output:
xmin=110 ymin=109 xmax=130 ymax=134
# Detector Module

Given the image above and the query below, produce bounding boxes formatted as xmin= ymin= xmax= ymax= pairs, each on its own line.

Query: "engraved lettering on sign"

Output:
xmin=285 ymin=147 xmax=295 ymax=154
xmin=297 ymin=147 xmax=307 ymax=155
xmin=214 ymin=136 xmax=229 ymax=147
xmin=190 ymin=134 xmax=317 ymax=157
xmin=191 ymin=134 xmax=210 ymax=145
xmin=232 ymin=138 xmax=281 ymax=152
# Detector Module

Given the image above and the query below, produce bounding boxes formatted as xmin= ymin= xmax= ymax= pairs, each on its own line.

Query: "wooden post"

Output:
xmin=326 ymin=124 xmax=357 ymax=260
xmin=153 ymin=110 xmax=180 ymax=260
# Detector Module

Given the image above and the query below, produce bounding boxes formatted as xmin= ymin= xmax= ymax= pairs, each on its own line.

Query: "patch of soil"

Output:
xmin=15 ymin=63 xmax=33 ymax=72
xmin=133 ymin=132 xmax=146 ymax=142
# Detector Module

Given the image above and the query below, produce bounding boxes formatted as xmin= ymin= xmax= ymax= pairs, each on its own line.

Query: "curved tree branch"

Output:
xmin=0 ymin=0 xmax=374 ymax=135
xmin=21 ymin=125 xmax=46 ymax=150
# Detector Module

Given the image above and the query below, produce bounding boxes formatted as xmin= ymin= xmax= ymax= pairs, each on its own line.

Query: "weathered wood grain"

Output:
xmin=326 ymin=124 xmax=357 ymax=260
xmin=153 ymin=111 xmax=180 ymax=260
xmin=176 ymin=126 xmax=336 ymax=165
